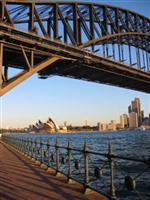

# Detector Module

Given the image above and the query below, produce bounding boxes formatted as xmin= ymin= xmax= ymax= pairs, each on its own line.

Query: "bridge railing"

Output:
xmin=2 ymin=135 xmax=150 ymax=200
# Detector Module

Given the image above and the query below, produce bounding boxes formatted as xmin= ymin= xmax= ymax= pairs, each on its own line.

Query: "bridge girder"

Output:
xmin=0 ymin=0 xmax=150 ymax=95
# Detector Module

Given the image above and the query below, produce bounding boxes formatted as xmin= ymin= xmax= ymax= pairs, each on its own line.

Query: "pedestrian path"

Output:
xmin=0 ymin=142 xmax=107 ymax=200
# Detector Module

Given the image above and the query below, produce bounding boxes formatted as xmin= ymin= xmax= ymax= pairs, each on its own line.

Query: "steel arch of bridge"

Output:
xmin=0 ymin=0 xmax=150 ymax=96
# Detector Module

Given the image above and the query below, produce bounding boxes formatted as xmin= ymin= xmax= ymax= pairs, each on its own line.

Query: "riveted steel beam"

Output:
xmin=29 ymin=3 xmax=34 ymax=32
xmin=0 ymin=1 xmax=4 ymax=22
xmin=0 ymin=1 xmax=149 ymax=95
xmin=0 ymin=56 xmax=60 ymax=96
xmin=0 ymin=42 xmax=3 ymax=87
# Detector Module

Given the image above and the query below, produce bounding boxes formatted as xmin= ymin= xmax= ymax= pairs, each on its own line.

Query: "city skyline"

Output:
xmin=1 ymin=95 xmax=149 ymax=129
xmin=0 ymin=0 xmax=150 ymax=129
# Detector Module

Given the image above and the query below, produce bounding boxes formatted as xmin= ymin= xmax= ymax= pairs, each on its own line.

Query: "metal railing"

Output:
xmin=2 ymin=135 xmax=150 ymax=200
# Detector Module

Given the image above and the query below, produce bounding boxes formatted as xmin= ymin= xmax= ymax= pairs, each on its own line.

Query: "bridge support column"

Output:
xmin=0 ymin=1 xmax=4 ymax=22
xmin=0 ymin=43 xmax=3 ymax=87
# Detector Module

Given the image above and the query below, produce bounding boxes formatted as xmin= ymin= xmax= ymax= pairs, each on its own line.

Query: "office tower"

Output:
xmin=120 ymin=114 xmax=129 ymax=128
xmin=141 ymin=111 xmax=144 ymax=123
xmin=129 ymin=97 xmax=142 ymax=127
xmin=132 ymin=97 xmax=140 ymax=114
xmin=128 ymin=105 xmax=132 ymax=114
xmin=120 ymin=115 xmax=125 ymax=128
xmin=97 ymin=122 xmax=101 ymax=131
xmin=123 ymin=114 xmax=129 ymax=127
xmin=129 ymin=112 xmax=138 ymax=128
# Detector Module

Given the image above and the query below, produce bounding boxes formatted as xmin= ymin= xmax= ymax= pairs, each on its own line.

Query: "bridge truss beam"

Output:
xmin=0 ymin=39 xmax=60 ymax=96
xmin=0 ymin=0 xmax=150 ymax=95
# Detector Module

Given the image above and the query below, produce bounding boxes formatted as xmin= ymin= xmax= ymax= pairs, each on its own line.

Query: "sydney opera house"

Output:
xmin=28 ymin=118 xmax=60 ymax=133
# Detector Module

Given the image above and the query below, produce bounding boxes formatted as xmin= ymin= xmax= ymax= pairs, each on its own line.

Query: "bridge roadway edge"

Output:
xmin=0 ymin=140 xmax=108 ymax=200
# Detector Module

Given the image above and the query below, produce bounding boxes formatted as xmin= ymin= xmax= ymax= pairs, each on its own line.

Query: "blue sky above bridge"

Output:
xmin=0 ymin=0 xmax=150 ymax=129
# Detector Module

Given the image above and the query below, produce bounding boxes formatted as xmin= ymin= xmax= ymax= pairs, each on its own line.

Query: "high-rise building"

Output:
xmin=120 ymin=114 xmax=129 ymax=128
xmin=128 ymin=105 xmax=132 ymax=114
xmin=123 ymin=114 xmax=129 ymax=127
xmin=97 ymin=122 xmax=101 ymax=131
xmin=128 ymin=97 xmax=142 ymax=127
xmin=141 ymin=111 xmax=144 ymax=123
xmin=120 ymin=115 xmax=125 ymax=128
xmin=129 ymin=112 xmax=138 ymax=129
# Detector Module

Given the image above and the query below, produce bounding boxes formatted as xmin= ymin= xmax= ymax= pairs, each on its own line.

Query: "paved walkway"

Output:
xmin=0 ymin=142 xmax=107 ymax=200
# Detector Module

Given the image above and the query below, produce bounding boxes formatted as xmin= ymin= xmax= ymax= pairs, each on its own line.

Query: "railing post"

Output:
xmin=34 ymin=138 xmax=37 ymax=160
xmin=47 ymin=138 xmax=50 ymax=167
xmin=84 ymin=141 xmax=91 ymax=193
xmin=40 ymin=138 xmax=43 ymax=163
xmin=21 ymin=138 xmax=24 ymax=153
xmin=20 ymin=138 xmax=22 ymax=151
xmin=108 ymin=142 xmax=117 ymax=200
xmin=28 ymin=138 xmax=32 ymax=158
xmin=18 ymin=138 xmax=20 ymax=150
xmin=55 ymin=138 xmax=60 ymax=176
xmin=27 ymin=138 xmax=30 ymax=156
xmin=22 ymin=138 xmax=24 ymax=152
xmin=21 ymin=138 xmax=23 ymax=152
xmin=67 ymin=141 xmax=74 ymax=183
xmin=31 ymin=138 xmax=36 ymax=161
xmin=30 ymin=138 xmax=33 ymax=158
xmin=25 ymin=138 xmax=28 ymax=155
xmin=17 ymin=138 xmax=19 ymax=150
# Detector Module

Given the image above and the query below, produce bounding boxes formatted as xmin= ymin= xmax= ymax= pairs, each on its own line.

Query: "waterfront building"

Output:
xmin=128 ymin=105 xmax=132 ymax=114
xmin=132 ymin=98 xmax=141 ymax=125
xmin=129 ymin=112 xmax=138 ymax=129
xmin=116 ymin=123 xmax=122 ymax=130
xmin=120 ymin=114 xmax=129 ymax=128
xmin=97 ymin=122 xmax=101 ymax=131
xmin=28 ymin=118 xmax=59 ymax=133
xmin=120 ymin=115 xmax=125 ymax=128
xmin=128 ymin=98 xmax=142 ymax=127
xmin=108 ymin=120 xmax=116 ymax=131
xmin=141 ymin=110 xmax=144 ymax=123
xmin=100 ymin=123 xmax=108 ymax=131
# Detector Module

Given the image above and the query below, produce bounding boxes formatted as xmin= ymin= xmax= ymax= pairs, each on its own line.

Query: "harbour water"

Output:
xmin=12 ymin=130 xmax=150 ymax=200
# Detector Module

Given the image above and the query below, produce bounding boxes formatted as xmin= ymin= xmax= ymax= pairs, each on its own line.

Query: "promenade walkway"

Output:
xmin=0 ymin=142 xmax=107 ymax=200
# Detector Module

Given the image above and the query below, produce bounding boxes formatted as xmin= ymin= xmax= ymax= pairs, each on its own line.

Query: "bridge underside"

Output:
xmin=39 ymin=60 xmax=150 ymax=93
xmin=0 ymin=25 xmax=149 ymax=95
xmin=0 ymin=1 xmax=150 ymax=95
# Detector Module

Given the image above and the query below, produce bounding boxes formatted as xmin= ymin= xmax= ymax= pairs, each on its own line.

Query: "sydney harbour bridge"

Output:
xmin=0 ymin=0 xmax=150 ymax=96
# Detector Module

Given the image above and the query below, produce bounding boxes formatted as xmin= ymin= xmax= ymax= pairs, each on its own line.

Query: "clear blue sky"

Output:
xmin=0 ymin=0 xmax=150 ymax=128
